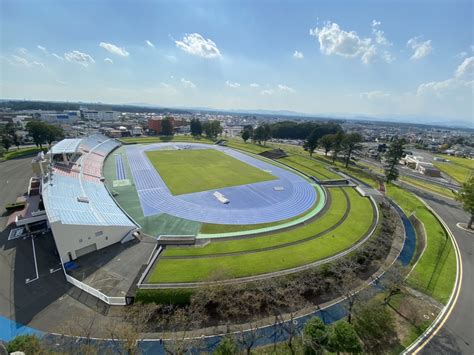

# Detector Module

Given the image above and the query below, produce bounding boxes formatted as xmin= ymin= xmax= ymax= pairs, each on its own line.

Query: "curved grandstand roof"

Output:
xmin=50 ymin=138 xmax=82 ymax=155
xmin=43 ymin=134 xmax=135 ymax=227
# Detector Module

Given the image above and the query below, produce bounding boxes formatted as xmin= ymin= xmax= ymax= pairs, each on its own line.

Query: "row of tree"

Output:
xmin=303 ymin=130 xmax=363 ymax=168
xmin=270 ymin=121 xmax=342 ymax=140
xmin=190 ymin=118 xmax=223 ymax=139
xmin=25 ymin=121 xmax=65 ymax=149
xmin=1 ymin=122 xmax=21 ymax=152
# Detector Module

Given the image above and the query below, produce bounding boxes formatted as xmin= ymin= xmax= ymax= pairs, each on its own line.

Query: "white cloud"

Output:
xmin=104 ymin=57 xmax=113 ymax=64
xmin=261 ymin=89 xmax=274 ymax=95
xmin=249 ymin=83 xmax=260 ymax=88
xmin=17 ymin=48 xmax=28 ymax=55
xmin=37 ymin=45 xmax=48 ymax=54
xmin=225 ymin=80 xmax=240 ymax=88
xmin=64 ymin=50 xmax=95 ymax=67
xmin=181 ymin=78 xmax=196 ymax=89
xmin=454 ymin=56 xmax=474 ymax=79
xmin=99 ymin=42 xmax=129 ymax=57
xmin=160 ymin=82 xmax=178 ymax=95
xmin=52 ymin=53 xmax=64 ymax=61
xmin=7 ymin=55 xmax=45 ymax=68
xmin=417 ymin=57 xmax=473 ymax=98
xmin=175 ymin=33 xmax=221 ymax=59
xmin=145 ymin=40 xmax=155 ymax=48
xmin=407 ymin=37 xmax=432 ymax=60
xmin=360 ymin=90 xmax=391 ymax=100
xmin=310 ymin=21 xmax=393 ymax=64
xmin=371 ymin=20 xmax=391 ymax=46
xmin=293 ymin=50 xmax=304 ymax=59
xmin=55 ymin=80 xmax=67 ymax=86
xmin=457 ymin=51 xmax=468 ymax=59
xmin=277 ymin=84 xmax=295 ymax=93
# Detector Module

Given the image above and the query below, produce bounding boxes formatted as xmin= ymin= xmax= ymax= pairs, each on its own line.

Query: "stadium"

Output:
xmin=24 ymin=134 xmax=380 ymax=305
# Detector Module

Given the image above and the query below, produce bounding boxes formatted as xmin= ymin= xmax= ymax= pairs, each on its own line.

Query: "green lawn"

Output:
xmin=149 ymin=188 xmax=375 ymax=282
xmin=433 ymin=161 xmax=472 ymax=184
xmin=145 ymin=149 xmax=276 ymax=195
xmin=387 ymin=184 xmax=456 ymax=304
xmin=400 ymin=176 xmax=456 ymax=199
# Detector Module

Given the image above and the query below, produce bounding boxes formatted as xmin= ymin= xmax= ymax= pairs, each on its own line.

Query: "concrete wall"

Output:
xmin=50 ymin=222 xmax=135 ymax=262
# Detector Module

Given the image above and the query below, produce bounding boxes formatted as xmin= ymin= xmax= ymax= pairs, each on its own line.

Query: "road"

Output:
xmin=399 ymin=183 xmax=473 ymax=355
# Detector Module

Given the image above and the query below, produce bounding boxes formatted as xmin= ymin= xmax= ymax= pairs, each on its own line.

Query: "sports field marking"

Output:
xmin=145 ymin=149 xmax=277 ymax=195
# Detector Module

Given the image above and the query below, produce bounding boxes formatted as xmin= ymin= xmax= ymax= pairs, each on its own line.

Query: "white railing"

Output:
xmin=64 ymin=271 xmax=127 ymax=306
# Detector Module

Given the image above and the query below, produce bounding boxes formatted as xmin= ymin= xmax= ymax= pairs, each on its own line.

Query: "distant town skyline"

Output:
xmin=1 ymin=0 xmax=473 ymax=124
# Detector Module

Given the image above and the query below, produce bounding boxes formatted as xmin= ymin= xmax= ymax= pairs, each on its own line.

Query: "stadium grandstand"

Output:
xmin=33 ymin=134 xmax=137 ymax=263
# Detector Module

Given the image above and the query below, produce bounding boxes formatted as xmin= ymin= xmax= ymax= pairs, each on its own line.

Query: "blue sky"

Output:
xmin=1 ymin=0 xmax=473 ymax=123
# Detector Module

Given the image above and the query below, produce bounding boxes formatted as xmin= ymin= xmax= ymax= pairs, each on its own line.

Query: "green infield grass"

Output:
xmin=145 ymin=149 xmax=276 ymax=195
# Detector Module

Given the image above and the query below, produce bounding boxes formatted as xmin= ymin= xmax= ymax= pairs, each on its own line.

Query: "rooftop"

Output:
xmin=50 ymin=138 xmax=82 ymax=155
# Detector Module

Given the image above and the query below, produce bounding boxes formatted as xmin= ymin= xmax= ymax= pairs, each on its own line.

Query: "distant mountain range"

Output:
xmin=2 ymin=98 xmax=472 ymax=130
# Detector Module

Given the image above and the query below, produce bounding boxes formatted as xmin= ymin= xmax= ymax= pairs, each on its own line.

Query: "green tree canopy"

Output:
xmin=327 ymin=320 xmax=363 ymax=354
xmin=303 ymin=128 xmax=320 ymax=156
xmin=302 ymin=317 xmax=329 ymax=355
xmin=455 ymin=176 xmax=474 ymax=229
xmin=353 ymin=299 xmax=397 ymax=353
xmin=319 ymin=134 xmax=334 ymax=156
xmin=190 ymin=118 xmax=202 ymax=137
xmin=214 ymin=336 xmax=238 ymax=355
xmin=161 ymin=116 xmax=174 ymax=136
xmin=203 ymin=120 xmax=223 ymax=139
xmin=342 ymin=132 xmax=363 ymax=168
xmin=384 ymin=138 xmax=405 ymax=183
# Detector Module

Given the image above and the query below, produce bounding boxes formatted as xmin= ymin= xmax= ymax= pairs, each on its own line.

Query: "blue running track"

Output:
xmin=115 ymin=154 xmax=126 ymax=180
xmin=126 ymin=143 xmax=318 ymax=225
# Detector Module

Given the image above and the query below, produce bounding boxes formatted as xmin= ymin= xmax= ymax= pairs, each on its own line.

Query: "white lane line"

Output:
xmin=25 ymin=237 xmax=39 ymax=284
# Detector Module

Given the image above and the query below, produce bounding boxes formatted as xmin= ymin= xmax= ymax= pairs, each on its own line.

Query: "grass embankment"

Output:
xmin=0 ymin=147 xmax=46 ymax=161
xmin=145 ymin=149 xmax=276 ymax=195
xmin=225 ymin=139 xmax=273 ymax=154
xmin=387 ymin=184 xmax=456 ymax=304
xmin=399 ymin=176 xmax=456 ymax=199
xmin=433 ymin=154 xmax=473 ymax=184
xmin=149 ymin=188 xmax=374 ymax=283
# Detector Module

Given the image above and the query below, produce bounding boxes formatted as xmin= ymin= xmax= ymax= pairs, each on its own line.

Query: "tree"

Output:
xmin=327 ymin=321 xmax=362 ymax=354
xmin=455 ymin=176 xmax=474 ymax=229
xmin=203 ymin=120 xmax=223 ymax=139
xmin=302 ymin=317 xmax=329 ymax=355
xmin=353 ymin=299 xmax=397 ymax=353
xmin=331 ymin=132 xmax=345 ymax=163
xmin=26 ymin=121 xmax=48 ymax=148
xmin=380 ymin=262 xmax=406 ymax=305
xmin=214 ymin=336 xmax=238 ymax=355
xmin=342 ymin=133 xmax=363 ymax=168
xmin=253 ymin=124 xmax=271 ymax=145
xmin=6 ymin=334 xmax=43 ymax=354
xmin=161 ymin=117 xmax=174 ymax=136
xmin=46 ymin=124 xmax=64 ymax=146
xmin=303 ymin=129 xmax=320 ymax=157
xmin=1 ymin=134 xmax=12 ymax=152
xmin=319 ymin=134 xmax=333 ymax=156
xmin=384 ymin=139 xmax=405 ymax=183
xmin=190 ymin=118 xmax=202 ymax=137
xmin=241 ymin=129 xmax=251 ymax=143
xmin=12 ymin=133 xmax=20 ymax=149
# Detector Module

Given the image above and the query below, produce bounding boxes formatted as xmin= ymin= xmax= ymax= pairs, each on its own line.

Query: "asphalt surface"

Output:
xmin=399 ymin=183 xmax=473 ymax=355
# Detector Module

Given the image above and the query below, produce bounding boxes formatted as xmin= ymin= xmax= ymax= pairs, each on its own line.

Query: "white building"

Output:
xmin=82 ymin=110 xmax=120 ymax=121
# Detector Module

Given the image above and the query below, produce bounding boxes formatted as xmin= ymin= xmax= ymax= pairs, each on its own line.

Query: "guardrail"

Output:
xmin=64 ymin=273 xmax=126 ymax=306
